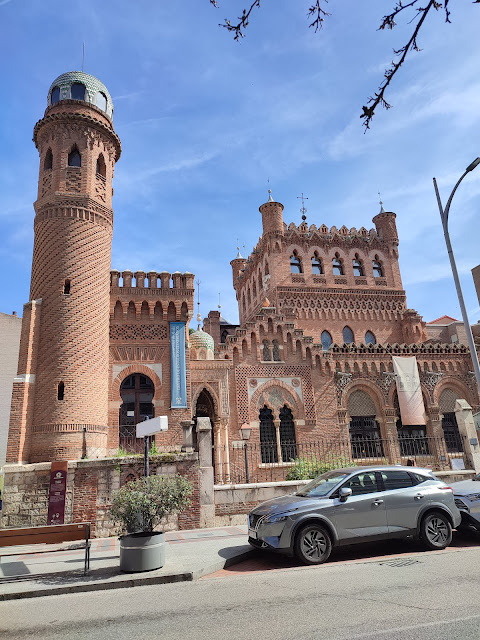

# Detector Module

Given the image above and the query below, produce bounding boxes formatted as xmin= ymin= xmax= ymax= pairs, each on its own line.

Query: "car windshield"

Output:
xmin=296 ymin=471 xmax=351 ymax=497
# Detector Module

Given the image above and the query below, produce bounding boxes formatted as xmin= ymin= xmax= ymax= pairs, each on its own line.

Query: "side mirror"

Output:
xmin=339 ymin=487 xmax=352 ymax=502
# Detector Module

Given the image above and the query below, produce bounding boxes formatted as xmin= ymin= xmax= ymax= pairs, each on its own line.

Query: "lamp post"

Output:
xmin=240 ymin=423 xmax=252 ymax=484
xmin=433 ymin=158 xmax=480 ymax=397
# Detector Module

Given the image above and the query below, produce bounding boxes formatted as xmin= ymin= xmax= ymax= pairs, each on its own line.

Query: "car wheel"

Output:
xmin=294 ymin=523 xmax=332 ymax=565
xmin=420 ymin=511 xmax=452 ymax=550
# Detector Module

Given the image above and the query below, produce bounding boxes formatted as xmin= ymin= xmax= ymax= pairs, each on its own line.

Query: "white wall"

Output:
xmin=0 ymin=312 xmax=22 ymax=465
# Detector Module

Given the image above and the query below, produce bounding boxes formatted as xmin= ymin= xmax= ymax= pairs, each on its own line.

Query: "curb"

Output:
xmin=0 ymin=548 xmax=256 ymax=601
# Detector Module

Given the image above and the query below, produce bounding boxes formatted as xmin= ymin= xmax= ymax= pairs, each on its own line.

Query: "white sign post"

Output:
xmin=136 ymin=416 xmax=168 ymax=476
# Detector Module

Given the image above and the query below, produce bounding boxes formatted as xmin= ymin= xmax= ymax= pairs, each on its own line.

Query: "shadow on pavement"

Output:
xmin=213 ymin=529 xmax=480 ymax=575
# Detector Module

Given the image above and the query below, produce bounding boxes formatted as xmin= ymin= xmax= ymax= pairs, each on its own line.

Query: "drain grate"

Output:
xmin=377 ymin=558 xmax=420 ymax=568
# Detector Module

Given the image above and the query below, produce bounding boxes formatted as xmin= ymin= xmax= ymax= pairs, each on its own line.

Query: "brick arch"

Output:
xmin=341 ymin=379 xmax=385 ymax=420
xmin=433 ymin=376 xmax=476 ymax=408
xmin=191 ymin=383 xmax=220 ymax=418
xmin=112 ymin=365 xmax=162 ymax=402
xmin=249 ymin=380 xmax=303 ymax=422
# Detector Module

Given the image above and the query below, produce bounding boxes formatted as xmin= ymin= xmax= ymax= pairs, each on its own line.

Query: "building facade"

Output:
xmin=6 ymin=72 xmax=480 ymax=484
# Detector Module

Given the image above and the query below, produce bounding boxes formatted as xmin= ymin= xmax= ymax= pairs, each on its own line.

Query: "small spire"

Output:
xmin=267 ymin=177 xmax=274 ymax=202
xmin=218 ymin=292 xmax=221 ymax=311
xmin=235 ymin=238 xmax=243 ymax=259
xmin=378 ymin=192 xmax=386 ymax=214
xmin=297 ymin=192 xmax=308 ymax=223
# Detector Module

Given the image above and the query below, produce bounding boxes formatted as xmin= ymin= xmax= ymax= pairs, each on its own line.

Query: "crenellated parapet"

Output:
xmin=109 ymin=269 xmax=195 ymax=326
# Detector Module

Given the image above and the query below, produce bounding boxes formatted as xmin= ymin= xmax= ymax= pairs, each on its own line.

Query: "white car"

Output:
xmin=451 ymin=473 xmax=480 ymax=531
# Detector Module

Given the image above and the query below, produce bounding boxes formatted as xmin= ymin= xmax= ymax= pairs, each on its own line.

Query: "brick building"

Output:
xmin=6 ymin=72 xmax=480 ymax=484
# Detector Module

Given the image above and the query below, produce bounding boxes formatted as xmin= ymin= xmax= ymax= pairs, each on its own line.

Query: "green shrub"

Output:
xmin=110 ymin=474 xmax=193 ymax=534
xmin=285 ymin=455 xmax=356 ymax=481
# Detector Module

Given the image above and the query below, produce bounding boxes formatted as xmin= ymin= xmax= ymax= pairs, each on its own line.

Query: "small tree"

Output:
xmin=110 ymin=475 xmax=193 ymax=535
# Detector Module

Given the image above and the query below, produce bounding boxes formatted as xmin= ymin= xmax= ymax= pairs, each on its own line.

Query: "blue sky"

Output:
xmin=1 ymin=0 xmax=479 ymax=328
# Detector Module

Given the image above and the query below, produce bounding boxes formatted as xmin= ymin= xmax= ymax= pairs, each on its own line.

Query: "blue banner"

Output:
xmin=170 ymin=322 xmax=187 ymax=408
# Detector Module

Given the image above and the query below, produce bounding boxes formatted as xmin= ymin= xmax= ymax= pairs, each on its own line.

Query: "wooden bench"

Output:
xmin=0 ymin=522 xmax=91 ymax=575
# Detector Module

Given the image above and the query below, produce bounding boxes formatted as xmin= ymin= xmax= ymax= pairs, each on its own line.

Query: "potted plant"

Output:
xmin=110 ymin=474 xmax=193 ymax=572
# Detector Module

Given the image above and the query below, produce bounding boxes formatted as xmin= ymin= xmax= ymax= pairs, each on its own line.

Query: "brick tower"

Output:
xmin=7 ymin=72 xmax=121 ymax=463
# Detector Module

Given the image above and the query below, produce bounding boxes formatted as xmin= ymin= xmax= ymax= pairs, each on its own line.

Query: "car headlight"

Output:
xmin=264 ymin=514 xmax=288 ymax=524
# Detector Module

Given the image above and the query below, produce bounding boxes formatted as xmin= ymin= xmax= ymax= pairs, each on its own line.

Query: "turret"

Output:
xmin=7 ymin=72 xmax=121 ymax=463
xmin=259 ymin=191 xmax=285 ymax=236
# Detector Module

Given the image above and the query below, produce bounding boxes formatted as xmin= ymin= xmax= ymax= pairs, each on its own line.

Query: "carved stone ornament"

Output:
xmin=334 ymin=371 xmax=352 ymax=403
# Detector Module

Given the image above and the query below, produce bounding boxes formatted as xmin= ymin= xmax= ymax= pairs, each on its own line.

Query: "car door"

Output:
xmin=380 ymin=469 xmax=424 ymax=534
xmin=332 ymin=471 xmax=388 ymax=543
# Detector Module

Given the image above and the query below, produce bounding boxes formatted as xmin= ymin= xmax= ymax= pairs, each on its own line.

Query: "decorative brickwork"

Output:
xmin=110 ymin=324 xmax=168 ymax=341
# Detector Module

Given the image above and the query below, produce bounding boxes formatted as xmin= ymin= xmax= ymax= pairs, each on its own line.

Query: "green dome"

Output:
xmin=48 ymin=71 xmax=114 ymax=118
xmin=190 ymin=328 xmax=214 ymax=351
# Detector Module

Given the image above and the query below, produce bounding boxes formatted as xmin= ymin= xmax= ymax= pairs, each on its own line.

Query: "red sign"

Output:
xmin=47 ymin=461 xmax=68 ymax=525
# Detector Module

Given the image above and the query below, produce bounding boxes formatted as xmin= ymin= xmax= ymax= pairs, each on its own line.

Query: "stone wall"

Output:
xmin=1 ymin=453 xmax=200 ymax=537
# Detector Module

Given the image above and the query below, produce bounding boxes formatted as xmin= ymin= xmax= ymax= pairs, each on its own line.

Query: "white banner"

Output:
xmin=392 ymin=356 xmax=426 ymax=426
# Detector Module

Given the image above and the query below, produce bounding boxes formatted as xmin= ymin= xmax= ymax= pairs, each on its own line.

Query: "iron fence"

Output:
xmin=224 ymin=434 xmax=466 ymax=484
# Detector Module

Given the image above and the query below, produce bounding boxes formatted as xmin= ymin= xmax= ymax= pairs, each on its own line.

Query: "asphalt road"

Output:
xmin=1 ymin=544 xmax=479 ymax=640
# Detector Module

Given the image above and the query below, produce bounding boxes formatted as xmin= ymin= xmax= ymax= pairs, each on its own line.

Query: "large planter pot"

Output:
xmin=119 ymin=531 xmax=166 ymax=573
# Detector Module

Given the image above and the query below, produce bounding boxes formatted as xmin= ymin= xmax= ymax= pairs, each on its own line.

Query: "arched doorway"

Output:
xmin=194 ymin=389 xmax=215 ymax=462
xmin=119 ymin=373 xmax=155 ymax=452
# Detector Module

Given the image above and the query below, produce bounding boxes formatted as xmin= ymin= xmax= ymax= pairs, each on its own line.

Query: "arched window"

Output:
xmin=372 ymin=257 xmax=383 ymax=278
xmin=127 ymin=301 xmax=136 ymax=320
xmin=51 ymin=87 xmax=60 ymax=104
xmin=221 ymin=329 xmax=228 ymax=343
xmin=347 ymin=390 xmax=383 ymax=458
xmin=272 ymin=339 xmax=281 ymax=362
xmin=247 ymin=288 xmax=251 ymax=306
xmin=71 ymin=82 xmax=86 ymax=101
xmin=321 ymin=330 xmax=332 ymax=350
xmin=252 ymin=280 xmax=257 ymax=298
xmin=343 ymin=326 xmax=354 ymax=344
xmin=68 ymin=146 xmax=81 ymax=167
xmin=63 ymin=279 xmax=71 ymax=295
xmin=264 ymin=262 xmax=269 ymax=276
xmin=311 ymin=252 xmax=323 ymax=275
xmin=259 ymin=405 xmax=278 ymax=463
xmin=365 ymin=331 xmax=376 ymax=345
xmin=57 ymin=382 xmax=65 ymax=401
xmin=352 ymin=254 xmax=364 ymax=277
xmin=263 ymin=340 xmax=271 ymax=361
xmin=332 ymin=253 xmax=344 ymax=276
xmin=44 ymin=148 xmax=53 ymax=170
xmin=279 ymin=405 xmax=297 ymax=461
xmin=119 ymin=374 xmax=155 ymax=452
xmin=290 ymin=251 xmax=302 ymax=274
xmin=96 ymin=91 xmax=107 ymax=112
xmin=96 ymin=154 xmax=106 ymax=177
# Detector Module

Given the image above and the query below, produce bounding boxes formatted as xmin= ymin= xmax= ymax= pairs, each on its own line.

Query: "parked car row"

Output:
xmin=248 ymin=465 xmax=471 ymax=565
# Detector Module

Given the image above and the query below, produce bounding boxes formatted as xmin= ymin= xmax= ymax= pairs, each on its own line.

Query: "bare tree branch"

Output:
xmin=361 ymin=0 xmax=443 ymax=130
xmin=307 ymin=1 xmax=330 ymax=32
xmin=210 ymin=1 xmax=472 ymax=129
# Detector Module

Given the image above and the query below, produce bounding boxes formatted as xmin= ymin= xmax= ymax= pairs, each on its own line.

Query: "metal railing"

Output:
xmin=224 ymin=434 xmax=466 ymax=484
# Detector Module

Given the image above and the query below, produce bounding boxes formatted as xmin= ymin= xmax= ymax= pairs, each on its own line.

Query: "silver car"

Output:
xmin=248 ymin=465 xmax=461 ymax=565
xmin=451 ymin=472 xmax=480 ymax=531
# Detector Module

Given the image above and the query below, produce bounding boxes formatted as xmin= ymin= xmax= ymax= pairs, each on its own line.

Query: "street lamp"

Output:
xmin=240 ymin=423 xmax=252 ymax=484
xmin=433 ymin=158 xmax=480 ymax=397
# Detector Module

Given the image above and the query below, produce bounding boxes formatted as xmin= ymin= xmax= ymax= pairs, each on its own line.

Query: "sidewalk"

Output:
xmin=0 ymin=525 xmax=254 ymax=601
